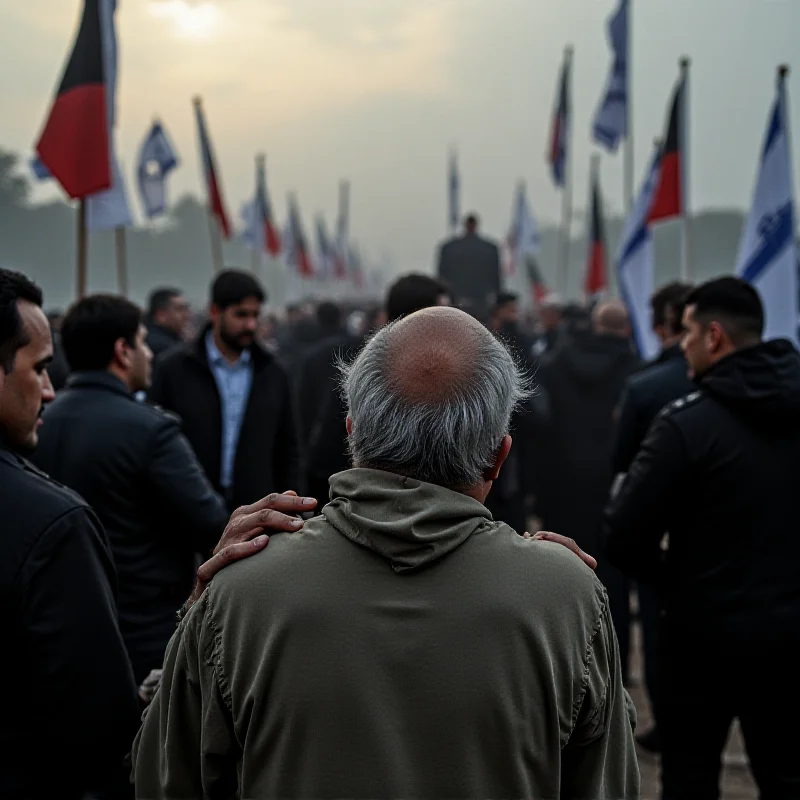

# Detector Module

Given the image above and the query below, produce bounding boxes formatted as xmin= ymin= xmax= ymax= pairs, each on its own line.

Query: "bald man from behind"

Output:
xmin=133 ymin=307 xmax=639 ymax=800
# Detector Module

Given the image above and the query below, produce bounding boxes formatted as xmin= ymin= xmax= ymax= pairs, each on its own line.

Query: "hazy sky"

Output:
xmin=1 ymin=0 xmax=799 ymax=272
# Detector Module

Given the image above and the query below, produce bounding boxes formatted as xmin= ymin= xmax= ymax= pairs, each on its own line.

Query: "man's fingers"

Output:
xmin=239 ymin=492 xmax=317 ymax=516
xmin=532 ymin=531 xmax=598 ymax=570
xmin=198 ymin=535 xmax=270 ymax=586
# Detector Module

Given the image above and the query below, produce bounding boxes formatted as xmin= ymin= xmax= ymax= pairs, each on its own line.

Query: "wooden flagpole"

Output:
xmin=679 ymin=56 xmax=691 ymax=282
xmin=208 ymin=211 xmax=223 ymax=274
xmin=115 ymin=226 xmax=128 ymax=297
xmin=76 ymin=199 xmax=88 ymax=300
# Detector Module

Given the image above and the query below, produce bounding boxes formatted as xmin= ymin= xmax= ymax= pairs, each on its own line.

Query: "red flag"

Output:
xmin=35 ymin=0 xmax=110 ymax=199
xmin=287 ymin=194 xmax=314 ymax=278
xmin=255 ymin=156 xmax=281 ymax=256
xmin=585 ymin=162 xmax=608 ymax=296
xmin=648 ymin=72 xmax=685 ymax=223
xmin=194 ymin=97 xmax=232 ymax=239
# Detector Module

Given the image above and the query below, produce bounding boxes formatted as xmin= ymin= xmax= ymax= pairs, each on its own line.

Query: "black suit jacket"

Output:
xmin=150 ymin=328 xmax=302 ymax=509
xmin=437 ymin=232 xmax=501 ymax=320
xmin=32 ymin=371 xmax=229 ymax=681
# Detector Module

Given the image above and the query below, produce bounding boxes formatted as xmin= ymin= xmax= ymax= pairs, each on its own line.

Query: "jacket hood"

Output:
xmin=560 ymin=333 xmax=636 ymax=385
xmin=698 ymin=339 xmax=800 ymax=425
xmin=324 ymin=468 xmax=495 ymax=573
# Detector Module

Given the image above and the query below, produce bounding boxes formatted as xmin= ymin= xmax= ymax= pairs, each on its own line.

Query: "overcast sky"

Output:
xmin=1 ymin=0 xmax=798 ymax=272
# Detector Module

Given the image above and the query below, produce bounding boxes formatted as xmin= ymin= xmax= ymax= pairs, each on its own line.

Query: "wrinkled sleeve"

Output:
xmin=561 ymin=594 xmax=640 ymax=800
xmin=147 ymin=418 xmax=229 ymax=553
xmin=132 ymin=592 xmax=239 ymax=800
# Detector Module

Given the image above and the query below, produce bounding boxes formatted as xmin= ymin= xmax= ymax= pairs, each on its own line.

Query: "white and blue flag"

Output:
xmin=616 ymin=144 xmax=661 ymax=359
xmin=592 ymin=0 xmax=628 ymax=152
xmin=137 ymin=121 xmax=179 ymax=219
xmin=736 ymin=72 xmax=798 ymax=346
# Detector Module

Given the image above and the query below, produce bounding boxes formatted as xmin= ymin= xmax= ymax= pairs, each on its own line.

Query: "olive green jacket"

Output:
xmin=133 ymin=468 xmax=639 ymax=799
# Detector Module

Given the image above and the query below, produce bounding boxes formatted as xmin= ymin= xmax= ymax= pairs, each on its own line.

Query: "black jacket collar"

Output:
xmin=65 ymin=371 xmax=132 ymax=397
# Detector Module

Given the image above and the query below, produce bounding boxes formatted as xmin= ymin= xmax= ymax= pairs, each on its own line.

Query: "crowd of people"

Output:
xmin=1 ymin=213 xmax=799 ymax=799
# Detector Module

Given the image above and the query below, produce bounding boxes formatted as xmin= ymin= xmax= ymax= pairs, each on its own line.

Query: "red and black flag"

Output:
xmin=194 ymin=97 xmax=232 ymax=239
xmin=35 ymin=0 xmax=112 ymax=199
xmin=526 ymin=257 xmax=549 ymax=306
xmin=648 ymin=67 xmax=686 ymax=223
xmin=585 ymin=160 xmax=608 ymax=297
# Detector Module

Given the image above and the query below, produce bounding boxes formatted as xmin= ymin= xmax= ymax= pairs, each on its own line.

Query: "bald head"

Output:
xmin=384 ymin=307 xmax=489 ymax=405
xmin=592 ymin=301 xmax=630 ymax=338
xmin=340 ymin=306 xmax=530 ymax=490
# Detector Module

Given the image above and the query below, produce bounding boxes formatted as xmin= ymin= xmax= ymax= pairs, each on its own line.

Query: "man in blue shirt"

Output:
xmin=151 ymin=270 xmax=300 ymax=510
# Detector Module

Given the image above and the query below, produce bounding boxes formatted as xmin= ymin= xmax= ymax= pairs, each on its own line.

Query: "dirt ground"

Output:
xmin=627 ymin=621 xmax=757 ymax=799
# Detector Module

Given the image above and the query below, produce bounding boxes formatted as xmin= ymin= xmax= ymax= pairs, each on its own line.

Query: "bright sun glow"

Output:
xmin=149 ymin=0 xmax=220 ymax=40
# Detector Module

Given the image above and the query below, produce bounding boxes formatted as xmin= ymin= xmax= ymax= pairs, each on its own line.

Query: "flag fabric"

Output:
xmin=448 ymin=150 xmax=460 ymax=231
xmin=548 ymin=51 xmax=572 ymax=188
xmin=315 ymin=216 xmax=335 ymax=281
xmin=334 ymin=180 xmax=350 ymax=280
xmin=526 ymin=258 xmax=549 ymax=306
xmin=350 ymin=244 xmax=364 ymax=290
xmin=592 ymin=0 xmax=628 ymax=151
xmin=617 ymin=145 xmax=662 ymax=359
xmin=649 ymin=72 xmax=685 ymax=223
xmin=243 ymin=157 xmax=281 ymax=256
xmin=35 ymin=0 xmax=111 ymax=199
xmin=285 ymin=194 xmax=314 ymax=278
xmin=736 ymin=72 xmax=798 ymax=346
xmin=194 ymin=98 xmax=232 ymax=238
xmin=137 ymin=121 xmax=178 ymax=219
xmin=585 ymin=163 xmax=608 ymax=296
xmin=507 ymin=182 xmax=541 ymax=276
xmin=30 ymin=156 xmax=52 ymax=181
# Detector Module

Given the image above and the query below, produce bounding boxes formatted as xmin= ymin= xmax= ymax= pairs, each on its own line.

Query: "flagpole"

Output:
xmin=623 ymin=1 xmax=634 ymax=213
xmin=559 ymin=45 xmax=575 ymax=297
xmin=587 ymin=153 xmax=601 ymax=303
xmin=680 ymin=56 xmax=691 ymax=282
xmin=115 ymin=226 xmax=128 ymax=297
xmin=76 ymin=200 xmax=88 ymax=300
xmin=208 ymin=212 xmax=223 ymax=274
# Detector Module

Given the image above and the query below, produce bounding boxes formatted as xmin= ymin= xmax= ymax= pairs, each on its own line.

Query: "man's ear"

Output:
xmin=484 ymin=434 xmax=512 ymax=482
xmin=346 ymin=416 xmax=353 ymax=436
xmin=112 ymin=337 xmax=131 ymax=370
xmin=209 ymin=304 xmax=220 ymax=325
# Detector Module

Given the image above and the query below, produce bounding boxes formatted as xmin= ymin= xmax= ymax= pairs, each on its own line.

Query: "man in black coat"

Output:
xmin=33 ymin=295 xmax=229 ymax=684
xmin=146 ymin=287 xmax=190 ymax=362
xmin=0 ymin=270 xmax=140 ymax=799
xmin=605 ymin=277 xmax=800 ymax=799
xmin=537 ymin=301 xmax=640 ymax=678
xmin=150 ymin=270 xmax=301 ymax=511
xmin=437 ymin=213 xmax=501 ymax=322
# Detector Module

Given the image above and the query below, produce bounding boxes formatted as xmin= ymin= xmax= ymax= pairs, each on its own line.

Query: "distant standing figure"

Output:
xmin=146 ymin=287 xmax=190 ymax=362
xmin=437 ymin=213 xmax=501 ymax=322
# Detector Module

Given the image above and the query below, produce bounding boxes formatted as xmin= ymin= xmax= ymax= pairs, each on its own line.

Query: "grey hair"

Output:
xmin=339 ymin=320 xmax=533 ymax=489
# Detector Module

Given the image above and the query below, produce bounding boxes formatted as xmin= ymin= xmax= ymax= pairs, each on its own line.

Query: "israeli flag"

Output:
xmin=616 ymin=144 xmax=661 ymax=359
xmin=736 ymin=73 xmax=798 ymax=346
xmin=592 ymin=0 xmax=628 ymax=152
xmin=137 ymin=121 xmax=179 ymax=219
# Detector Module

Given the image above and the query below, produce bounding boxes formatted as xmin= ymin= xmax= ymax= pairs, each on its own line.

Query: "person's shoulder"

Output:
xmin=155 ymin=339 xmax=197 ymax=371
xmin=657 ymin=390 xmax=706 ymax=423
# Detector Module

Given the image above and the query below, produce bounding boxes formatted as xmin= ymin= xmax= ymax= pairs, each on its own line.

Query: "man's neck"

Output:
xmin=212 ymin=330 xmax=245 ymax=365
xmin=106 ymin=366 xmax=133 ymax=393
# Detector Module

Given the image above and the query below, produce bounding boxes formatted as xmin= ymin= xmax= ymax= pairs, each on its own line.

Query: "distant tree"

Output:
xmin=0 ymin=149 xmax=31 ymax=209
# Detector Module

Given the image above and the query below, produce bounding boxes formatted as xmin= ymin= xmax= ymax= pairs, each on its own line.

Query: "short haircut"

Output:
xmin=148 ymin=288 xmax=182 ymax=318
xmin=0 ymin=268 xmax=44 ymax=373
xmin=651 ymin=282 xmax=692 ymax=331
xmin=684 ymin=277 xmax=764 ymax=344
xmin=385 ymin=274 xmax=448 ymax=322
xmin=210 ymin=270 xmax=266 ymax=310
xmin=316 ymin=301 xmax=342 ymax=329
xmin=61 ymin=294 xmax=143 ymax=372
xmin=494 ymin=292 xmax=518 ymax=311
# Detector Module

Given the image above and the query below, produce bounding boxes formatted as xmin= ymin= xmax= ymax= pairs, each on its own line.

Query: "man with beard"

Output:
xmin=150 ymin=270 xmax=300 ymax=510
xmin=32 ymin=295 xmax=230 ymax=685
xmin=0 ymin=270 xmax=141 ymax=799
xmin=605 ymin=277 xmax=800 ymax=798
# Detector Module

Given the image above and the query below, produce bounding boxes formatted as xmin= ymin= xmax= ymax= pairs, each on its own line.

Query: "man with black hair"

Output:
xmin=385 ymin=273 xmax=450 ymax=321
xmin=146 ymin=287 xmax=190 ymax=360
xmin=32 ymin=294 xmax=229 ymax=685
xmin=437 ymin=213 xmax=501 ymax=322
xmin=605 ymin=276 xmax=800 ymax=798
xmin=151 ymin=269 xmax=300 ymax=510
xmin=0 ymin=270 xmax=141 ymax=799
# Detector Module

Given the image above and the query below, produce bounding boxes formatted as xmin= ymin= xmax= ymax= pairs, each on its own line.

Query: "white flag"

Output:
xmin=509 ymin=181 xmax=541 ymax=263
xmin=736 ymin=73 xmax=798 ymax=345
xmin=616 ymin=145 xmax=661 ymax=359
xmin=137 ymin=121 xmax=179 ymax=219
